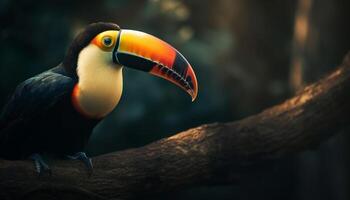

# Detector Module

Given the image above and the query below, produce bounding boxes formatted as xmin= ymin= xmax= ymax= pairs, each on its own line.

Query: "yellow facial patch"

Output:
xmin=91 ymin=30 xmax=120 ymax=52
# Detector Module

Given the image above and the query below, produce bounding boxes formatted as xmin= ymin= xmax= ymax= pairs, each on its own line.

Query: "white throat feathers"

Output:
xmin=72 ymin=44 xmax=123 ymax=118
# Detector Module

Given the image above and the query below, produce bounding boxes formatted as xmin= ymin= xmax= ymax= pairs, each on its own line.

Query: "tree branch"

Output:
xmin=1 ymin=52 xmax=350 ymax=200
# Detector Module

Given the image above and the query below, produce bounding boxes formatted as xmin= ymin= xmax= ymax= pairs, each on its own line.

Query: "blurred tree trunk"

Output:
xmin=226 ymin=0 xmax=297 ymax=115
xmin=289 ymin=0 xmax=313 ymax=92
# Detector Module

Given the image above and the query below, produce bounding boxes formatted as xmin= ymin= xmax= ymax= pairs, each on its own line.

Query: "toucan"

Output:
xmin=0 ymin=22 xmax=198 ymax=174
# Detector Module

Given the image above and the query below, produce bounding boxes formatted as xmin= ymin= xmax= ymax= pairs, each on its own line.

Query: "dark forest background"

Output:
xmin=0 ymin=0 xmax=349 ymax=199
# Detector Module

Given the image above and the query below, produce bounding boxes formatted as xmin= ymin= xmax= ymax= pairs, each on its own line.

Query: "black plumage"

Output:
xmin=0 ymin=22 xmax=119 ymax=160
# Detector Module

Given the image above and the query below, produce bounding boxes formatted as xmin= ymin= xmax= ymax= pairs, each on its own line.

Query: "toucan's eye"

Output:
xmin=102 ymin=36 xmax=113 ymax=47
xmin=92 ymin=31 xmax=118 ymax=51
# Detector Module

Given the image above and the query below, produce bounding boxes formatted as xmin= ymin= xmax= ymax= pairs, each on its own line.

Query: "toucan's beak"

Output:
xmin=113 ymin=29 xmax=198 ymax=101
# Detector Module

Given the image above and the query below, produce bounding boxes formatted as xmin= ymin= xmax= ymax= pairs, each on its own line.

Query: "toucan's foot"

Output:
xmin=67 ymin=152 xmax=93 ymax=175
xmin=30 ymin=153 xmax=51 ymax=176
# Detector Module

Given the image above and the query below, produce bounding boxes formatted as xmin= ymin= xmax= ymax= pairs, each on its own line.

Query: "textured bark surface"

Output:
xmin=0 ymin=52 xmax=350 ymax=200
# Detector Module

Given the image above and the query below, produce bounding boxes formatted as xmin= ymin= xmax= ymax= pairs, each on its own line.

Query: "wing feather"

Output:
xmin=0 ymin=68 xmax=75 ymax=130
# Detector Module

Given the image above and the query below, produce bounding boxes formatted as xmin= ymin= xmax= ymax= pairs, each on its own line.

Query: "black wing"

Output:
xmin=0 ymin=67 xmax=75 ymax=131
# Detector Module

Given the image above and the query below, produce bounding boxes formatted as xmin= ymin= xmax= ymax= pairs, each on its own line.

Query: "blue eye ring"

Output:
xmin=102 ymin=36 xmax=113 ymax=47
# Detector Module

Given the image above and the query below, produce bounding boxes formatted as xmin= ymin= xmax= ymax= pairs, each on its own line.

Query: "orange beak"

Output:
xmin=113 ymin=29 xmax=198 ymax=101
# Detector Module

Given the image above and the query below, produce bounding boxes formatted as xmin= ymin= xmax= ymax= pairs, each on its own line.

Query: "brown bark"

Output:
xmin=1 ymin=52 xmax=350 ymax=200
